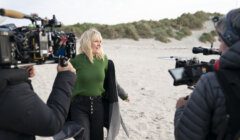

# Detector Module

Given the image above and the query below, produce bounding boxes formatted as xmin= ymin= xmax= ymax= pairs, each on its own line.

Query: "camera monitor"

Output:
xmin=168 ymin=67 xmax=185 ymax=81
xmin=168 ymin=64 xmax=209 ymax=86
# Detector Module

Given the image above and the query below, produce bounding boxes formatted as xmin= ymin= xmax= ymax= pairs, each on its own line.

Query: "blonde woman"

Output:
xmin=67 ymin=28 xmax=129 ymax=140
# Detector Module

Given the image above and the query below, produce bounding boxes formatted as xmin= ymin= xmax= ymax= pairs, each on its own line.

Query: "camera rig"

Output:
xmin=168 ymin=46 xmax=220 ymax=88
xmin=0 ymin=8 xmax=76 ymax=68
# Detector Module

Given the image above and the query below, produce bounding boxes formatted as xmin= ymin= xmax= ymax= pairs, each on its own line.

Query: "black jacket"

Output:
xmin=0 ymin=69 xmax=76 ymax=140
xmin=174 ymin=41 xmax=240 ymax=140
xmin=103 ymin=60 xmax=129 ymax=140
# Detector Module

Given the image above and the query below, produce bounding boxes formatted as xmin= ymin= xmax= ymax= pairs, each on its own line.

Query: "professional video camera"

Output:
xmin=168 ymin=45 xmax=220 ymax=88
xmin=0 ymin=9 xmax=76 ymax=68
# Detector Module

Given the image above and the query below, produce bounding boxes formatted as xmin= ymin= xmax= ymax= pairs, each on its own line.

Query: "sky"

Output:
xmin=0 ymin=0 xmax=239 ymax=26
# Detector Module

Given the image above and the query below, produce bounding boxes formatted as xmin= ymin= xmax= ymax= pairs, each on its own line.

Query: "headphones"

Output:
xmin=218 ymin=11 xmax=240 ymax=47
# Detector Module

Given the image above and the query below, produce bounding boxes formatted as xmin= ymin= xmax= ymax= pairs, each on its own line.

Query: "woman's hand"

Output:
xmin=124 ymin=97 xmax=130 ymax=102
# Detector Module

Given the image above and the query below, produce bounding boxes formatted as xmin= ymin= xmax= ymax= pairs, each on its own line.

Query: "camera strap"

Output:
xmin=215 ymin=70 xmax=240 ymax=140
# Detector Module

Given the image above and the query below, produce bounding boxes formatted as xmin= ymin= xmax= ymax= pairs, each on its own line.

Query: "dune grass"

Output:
xmin=61 ymin=11 xmax=222 ymax=43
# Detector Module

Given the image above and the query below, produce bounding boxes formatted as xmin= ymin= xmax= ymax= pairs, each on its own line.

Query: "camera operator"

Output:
xmin=0 ymin=62 xmax=76 ymax=139
xmin=174 ymin=8 xmax=240 ymax=140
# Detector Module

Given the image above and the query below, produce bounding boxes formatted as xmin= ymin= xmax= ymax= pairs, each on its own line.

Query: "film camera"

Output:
xmin=168 ymin=46 xmax=220 ymax=87
xmin=0 ymin=9 xmax=76 ymax=68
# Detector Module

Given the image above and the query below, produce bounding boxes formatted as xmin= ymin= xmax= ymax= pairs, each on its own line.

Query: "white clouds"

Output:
xmin=0 ymin=0 xmax=238 ymax=26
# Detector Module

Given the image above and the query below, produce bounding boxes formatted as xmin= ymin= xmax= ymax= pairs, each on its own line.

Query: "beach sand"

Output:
xmin=34 ymin=22 xmax=219 ymax=140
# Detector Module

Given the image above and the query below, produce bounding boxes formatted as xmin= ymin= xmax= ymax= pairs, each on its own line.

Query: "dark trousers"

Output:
xmin=70 ymin=96 xmax=104 ymax=140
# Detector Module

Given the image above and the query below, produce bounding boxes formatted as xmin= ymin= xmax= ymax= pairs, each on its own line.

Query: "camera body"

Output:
xmin=168 ymin=46 xmax=219 ymax=87
xmin=0 ymin=24 xmax=49 ymax=66
xmin=0 ymin=29 xmax=14 ymax=65
xmin=0 ymin=11 xmax=76 ymax=68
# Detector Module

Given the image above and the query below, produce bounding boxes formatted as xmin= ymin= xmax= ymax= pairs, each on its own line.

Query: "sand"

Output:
xmin=34 ymin=22 xmax=219 ymax=140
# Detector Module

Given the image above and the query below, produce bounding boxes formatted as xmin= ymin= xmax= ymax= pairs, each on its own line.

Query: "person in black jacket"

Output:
xmin=174 ymin=8 xmax=240 ymax=140
xmin=0 ymin=62 xmax=76 ymax=140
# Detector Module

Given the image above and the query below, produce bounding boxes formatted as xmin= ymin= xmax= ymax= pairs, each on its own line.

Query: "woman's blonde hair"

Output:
xmin=79 ymin=28 xmax=104 ymax=63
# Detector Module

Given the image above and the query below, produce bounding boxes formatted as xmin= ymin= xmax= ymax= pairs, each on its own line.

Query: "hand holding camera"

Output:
xmin=176 ymin=96 xmax=189 ymax=108
xmin=57 ymin=61 xmax=76 ymax=74
xmin=26 ymin=65 xmax=35 ymax=78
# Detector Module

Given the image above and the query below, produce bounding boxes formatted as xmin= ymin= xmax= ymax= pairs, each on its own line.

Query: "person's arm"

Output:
xmin=12 ymin=62 xmax=76 ymax=136
xmin=174 ymin=75 xmax=214 ymax=140
xmin=117 ymin=82 xmax=129 ymax=101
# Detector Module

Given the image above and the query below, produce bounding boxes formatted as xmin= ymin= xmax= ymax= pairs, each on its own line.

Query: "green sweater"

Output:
xmin=70 ymin=53 xmax=108 ymax=97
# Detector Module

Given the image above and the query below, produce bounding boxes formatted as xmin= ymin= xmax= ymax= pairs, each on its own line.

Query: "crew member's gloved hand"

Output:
xmin=57 ymin=61 xmax=76 ymax=74
xmin=176 ymin=96 xmax=189 ymax=109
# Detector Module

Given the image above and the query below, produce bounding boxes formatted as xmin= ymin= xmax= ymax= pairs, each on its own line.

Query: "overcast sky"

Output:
xmin=0 ymin=0 xmax=239 ymax=26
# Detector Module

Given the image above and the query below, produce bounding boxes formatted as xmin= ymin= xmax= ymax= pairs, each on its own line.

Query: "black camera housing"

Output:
xmin=168 ymin=46 xmax=219 ymax=87
xmin=0 ymin=30 xmax=14 ymax=65
xmin=169 ymin=61 xmax=213 ymax=86
xmin=0 ymin=15 xmax=76 ymax=68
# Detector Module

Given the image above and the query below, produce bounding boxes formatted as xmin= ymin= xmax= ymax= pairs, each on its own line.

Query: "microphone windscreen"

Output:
xmin=0 ymin=9 xmax=25 ymax=19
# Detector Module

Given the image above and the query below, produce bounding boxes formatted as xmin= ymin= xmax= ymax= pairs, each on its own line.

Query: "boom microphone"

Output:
xmin=0 ymin=8 xmax=40 ymax=21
